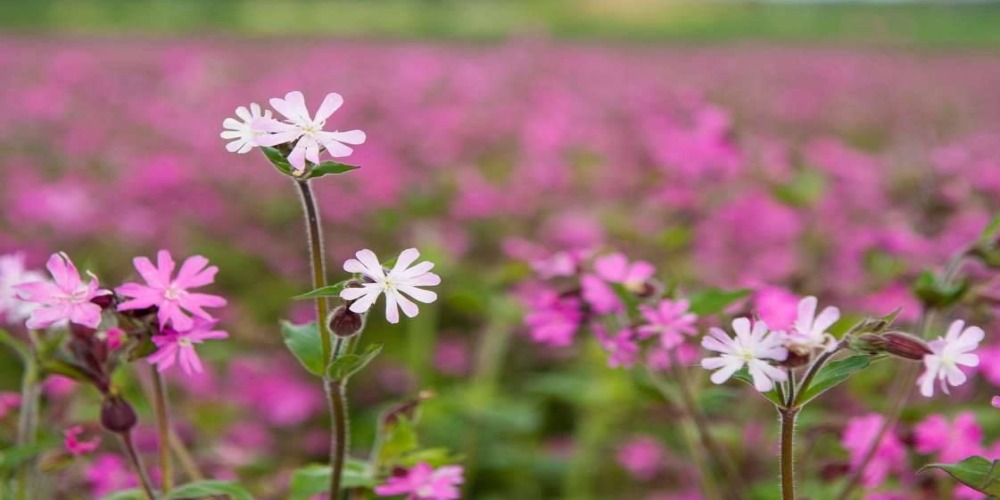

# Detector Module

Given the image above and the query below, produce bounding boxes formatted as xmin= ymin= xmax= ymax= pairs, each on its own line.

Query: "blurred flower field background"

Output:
xmin=2 ymin=1 xmax=1000 ymax=499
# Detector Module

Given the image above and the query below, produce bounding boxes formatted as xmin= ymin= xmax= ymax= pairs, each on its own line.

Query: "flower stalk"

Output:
xmin=119 ymin=432 xmax=156 ymax=500
xmin=779 ymin=407 xmax=798 ymax=500
xmin=14 ymin=342 xmax=40 ymax=500
xmin=150 ymin=367 xmax=174 ymax=492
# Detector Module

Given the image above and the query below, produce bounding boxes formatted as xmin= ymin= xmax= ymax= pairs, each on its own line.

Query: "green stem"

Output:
xmin=14 ymin=353 xmax=40 ymax=500
xmin=150 ymin=368 xmax=174 ymax=493
xmin=779 ymin=408 xmax=798 ymax=500
xmin=119 ymin=432 xmax=156 ymax=500
xmin=326 ymin=379 xmax=348 ymax=500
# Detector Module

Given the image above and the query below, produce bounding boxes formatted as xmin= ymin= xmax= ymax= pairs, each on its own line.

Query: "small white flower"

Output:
xmin=0 ymin=253 xmax=46 ymax=326
xmin=339 ymin=249 xmax=440 ymax=324
xmin=254 ymin=91 xmax=366 ymax=172
xmin=220 ymin=103 xmax=271 ymax=154
xmin=785 ymin=296 xmax=840 ymax=355
xmin=918 ymin=320 xmax=982 ymax=397
xmin=701 ymin=317 xmax=789 ymax=392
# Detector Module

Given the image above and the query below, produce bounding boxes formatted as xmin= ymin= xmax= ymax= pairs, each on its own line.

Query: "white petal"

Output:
xmin=390 ymin=248 xmax=421 ymax=276
xmin=384 ymin=290 xmax=400 ymax=324
xmin=328 ymin=129 xmax=366 ymax=145
xmin=353 ymin=250 xmax=385 ymax=280
xmin=234 ymin=106 xmax=251 ymax=122
xmin=397 ymin=285 xmax=437 ymax=304
xmin=404 ymin=272 xmax=441 ymax=287
xmin=395 ymin=292 xmax=420 ymax=318
xmin=314 ymin=93 xmax=344 ymax=122
xmin=348 ymin=288 xmax=380 ymax=313
xmin=709 ymin=360 xmax=743 ymax=385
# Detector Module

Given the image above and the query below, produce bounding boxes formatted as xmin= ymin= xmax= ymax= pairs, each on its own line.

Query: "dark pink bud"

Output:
xmin=100 ymin=397 xmax=137 ymax=433
xmin=328 ymin=306 xmax=364 ymax=338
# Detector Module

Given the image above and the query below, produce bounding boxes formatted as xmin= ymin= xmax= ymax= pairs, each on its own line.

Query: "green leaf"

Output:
xmin=294 ymin=281 xmax=349 ymax=300
xmin=289 ymin=460 xmax=376 ymax=500
xmin=280 ymin=321 xmax=325 ymax=376
xmin=164 ymin=480 xmax=254 ymax=499
xmin=979 ymin=214 xmax=1000 ymax=248
xmin=306 ymin=161 xmax=361 ymax=179
xmin=0 ymin=439 xmax=59 ymax=472
xmin=688 ymin=288 xmax=752 ymax=316
xmin=920 ymin=456 xmax=1000 ymax=495
xmin=796 ymin=355 xmax=871 ymax=406
xmin=730 ymin=367 xmax=784 ymax=406
xmin=608 ymin=283 xmax=640 ymax=318
xmin=99 ymin=490 xmax=146 ymax=500
xmin=260 ymin=147 xmax=293 ymax=176
xmin=913 ymin=270 xmax=969 ymax=309
xmin=399 ymin=448 xmax=461 ymax=468
xmin=40 ymin=358 xmax=94 ymax=383
xmin=377 ymin=416 xmax=419 ymax=467
xmin=327 ymin=343 xmax=382 ymax=380
xmin=845 ymin=308 xmax=901 ymax=336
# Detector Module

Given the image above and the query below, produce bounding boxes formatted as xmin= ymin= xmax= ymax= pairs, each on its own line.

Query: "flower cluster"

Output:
xmin=222 ymin=91 xmax=366 ymax=173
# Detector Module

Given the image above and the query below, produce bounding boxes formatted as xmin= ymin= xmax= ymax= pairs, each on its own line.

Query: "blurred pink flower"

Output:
xmin=593 ymin=253 xmax=655 ymax=291
xmin=701 ymin=317 xmax=788 ymax=392
xmin=148 ymin=319 xmax=228 ymax=375
xmin=15 ymin=252 xmax=109 ymax=330
xmin=374 ymin=462 xmax=464 ymax=500
xmin=433 ymin=338 xmax=470 ymax=376
xmin=840 ymin=414 xmax=906 ymax=487
xmin=752 ymin=286 xmax=799 ymax=331
xmin=0 ymin=392 xmax=21 ymax=419
xmin=340 ymin=248 xmax=441 ymax=324
xmin=230 ymin=359 xmax=323 ymax=426
xmin=254 ymin=91 xmax=366 ymax=172
xmin=0 ymin=252 xmax=45 ymax=325
xmin=117 ymin=250 xmax=227 ymax=331
xmin=86 ymin=454 xmax=136 ymax=497
xmin=595 ymin=326 xmax=640 ymax=369
xmin=638 ymin=299 xmax=697 ymax=349
xmin=993 ymin=396 xmax=1000 ymax=408
xmin=918 ymin=320 xmax=982 ymax=397
xmin=64 ymin=425 xmax=100 ymax=456
xmin=616 ymin=436 xmax=664 ymax=481
xmin=523 ymin=289 xmax=583 ymax=347
xmin=914 ymin=412 xmax=983 ymax=463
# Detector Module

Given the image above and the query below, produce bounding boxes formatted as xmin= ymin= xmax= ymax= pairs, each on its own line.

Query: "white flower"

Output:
xmin=254 ymin=91 xmax=366 ymax=172
xmin=220 ymin=103 xmax=271 ymax=154
xmin=918 ymin=320 xmax=982 ymax=397
xmin=339 ymin=249 xmax=440 ymax=324
xmin=701 ymin=317 xmax=789 ymax=392
xmin=0 ymin=253 xmax=46 ymax=326
xmin=785 ymin=296 xmax=840 ymax=355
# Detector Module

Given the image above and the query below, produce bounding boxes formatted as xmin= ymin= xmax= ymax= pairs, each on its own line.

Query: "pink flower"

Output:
xmin=993 ymin=396 xmax=1000 ymax=408
xmin=840 ymin=414 xmax=906 ymax=487
xmin=752 ymin=286 xmax=799 ymax=331
xmin=0 ymin=391 xmax=21 ymax=419
xmin=374 ymin=462 xmax=464 ymax=500
xmin=595 ymin=326 xmax=640 ymax=369
xmin=64 ymin=425 xmax=100 ymax=456
xmin=914 ymin=412 xmax=983 ymax=463
xmin=117 ymin=250 xmax=227 ymax=331
xmin=148 ymin=319 xmax=228 ymax=375
xmin=523 ymin=289 xmax=583 ymax=347
xmin=580 ymin=275 xmax=620 ymax=314
xmin=86 ymin=453 xmax=136 ymax=497
xmin=15 ymin=252 xmax=109 ymax=330
xmin=638 ymin=299 xmax=698 ymax=349
xmin=616 ymin=436 xmax=664 ymax=481
xmin=254 ymin=91 xmax=366 ymax=172
xmin=100 ymin=327 xmax=125 ymax=351
xmin=0 ymin=252 xmax=46 ymax=325
xmin=593 ymin=253 xmax=655 ymax=291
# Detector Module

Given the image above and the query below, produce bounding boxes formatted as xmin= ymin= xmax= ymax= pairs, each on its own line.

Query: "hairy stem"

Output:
xmin=14 ymin=353 xmax=40 ymax=500
xmin=119 ymin=432 xmax=156 ymax=500
xmin=326 ymin=379 xmax=348 ymax=500
xmin=779 ymin=408 xmax=798 ymax=500
xmin=150 ymin=368 xmax=174 ymax=492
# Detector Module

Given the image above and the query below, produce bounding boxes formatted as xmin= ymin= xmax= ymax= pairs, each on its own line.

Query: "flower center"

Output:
xmin=178 ymin=337 xmax=193 ymax=348
xmin=164 ymin=285 xmax=182 ymax=300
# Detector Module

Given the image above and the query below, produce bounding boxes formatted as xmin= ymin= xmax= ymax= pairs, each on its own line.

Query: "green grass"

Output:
xmin=1 ymin=0 xmax=1000 ymax=47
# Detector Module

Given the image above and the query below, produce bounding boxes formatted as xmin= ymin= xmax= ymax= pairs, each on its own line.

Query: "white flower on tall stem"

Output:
xmin=340 ymin=249 xmax=440 ymax=324
xmin=254 ymin=91 xmax=366 ymax=172
xmin=917 ymin=320 xmax=982 ymax=397
xmin=784 ymin=296 xmax=840 ymax=355
xmin=220 ymin=103 xmax=272 ymax=154
xmin=701 ymin=317 xmax=789 ymax=392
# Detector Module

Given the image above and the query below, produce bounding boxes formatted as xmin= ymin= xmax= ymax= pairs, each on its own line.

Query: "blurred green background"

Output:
xmin=2 ymin=0 xmax=1000 ymax=46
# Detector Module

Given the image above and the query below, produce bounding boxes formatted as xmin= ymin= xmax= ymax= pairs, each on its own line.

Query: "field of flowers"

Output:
xmin=2 ymin=39 xmax=1000 ymax=499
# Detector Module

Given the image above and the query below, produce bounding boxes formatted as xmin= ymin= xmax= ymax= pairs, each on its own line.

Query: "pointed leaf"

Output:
xmin=289 ymin=460 xmax=376 ymax=500
xmin=280 ymin=321 xmax=325 ymax=377
xmin=164 ymin=480 xmax=254 ymax=500
xmin=376 ymin=416 xmax=419 ymax=467
xmin=306 ymin=161 xmax=361 ymax=179
xmin=688 ymin=288 xmax=752 ymax=316
xmin=260 ymin=147 xmax=293 ymax=176
xmin=327 ymin=343 xmax=382 ymax=380
xmin=294 ymin=281 xmax=349 ymax=300
xmin=0 ymin=329 xmax=29 ymax=360
xmin=920 ymin=456 xmax=1000 ymax=495
xmin=796 ymin=355 xmax=871 ymax=406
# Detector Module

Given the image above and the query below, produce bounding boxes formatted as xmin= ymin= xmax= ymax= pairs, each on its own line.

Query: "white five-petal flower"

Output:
xmin=220 ymin=103 xmax=271 ymax=154
xmin=918 ymin=320 xmax=982 ymax=398
xmin=339 ymin=249 xmax=440 ymax=324
xmin=701 ymin=317 xmax=789 ymax=392
xmin=254 ymin=91 xmax=366 ymax=172
xmin=784 ymin=296 xmax=840 ymax=355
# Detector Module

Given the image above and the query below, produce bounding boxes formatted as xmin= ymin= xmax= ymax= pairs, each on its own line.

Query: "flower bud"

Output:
xmin=780 ymin=350 xmax=811 ymax=368
xmin=851 ymin=332 xmax=931 ymax=361
xmin=90 ymin=293 xmax=116 ymax=310
xmin=100 ymin=397 xmax=137 ymax=433
xmin=328 ymin=306 xmax=364 ymax=338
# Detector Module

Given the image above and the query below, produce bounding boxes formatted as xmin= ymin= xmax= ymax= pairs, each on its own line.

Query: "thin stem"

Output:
xmin=326 ymin=379 xmax=348 ymax=500
xmin=779 ymin=408 xmax=798 ymax=500
xmin=295 ymin=179 xmax=332 ymax=365
xmin=667 ymin=358 xmax=746 ymax=498
xmin=119 ymin=432 xmax=156 ymax=500
xmin=169 ymin=431 xmax=206 ymax=481
xmin=150 ymin=368 xmax=174 ymax=492
xmin=14 ymin=354 xmax=40 ymax=500
xmin=792 ymin=342 xmax=844 ymax=409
